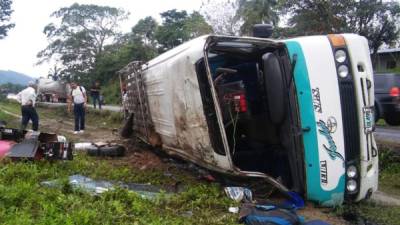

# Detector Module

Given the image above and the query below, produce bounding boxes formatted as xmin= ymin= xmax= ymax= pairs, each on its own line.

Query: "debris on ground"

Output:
xmin=74 ymin=142 xmax=126 ymax=157
xmin=41 ymin=174 xmax=171 ymax=199
xmin=0 ymin=125 xmax=73 ymax=161
xmin=225 ymin=187 xmax=253 ymax=203
xmin=238 ymin=202 xmax=334 ymax=225
xmin=283 ymin=191 xmax=305 ymax=209
xmin=341 ymin=210 xmax=379 ymax=225
xmin=223 ymin=185 xmax=332 ymax=225
xmin=239 ymin=202 xmax=305 ymax=225
xmin=228 ymin=207 xmax=240 ymax=214
xmin=304 ymin=220 xmax=332 ymax=225
xmin=0 ymin=140 xmax=15 ymax=159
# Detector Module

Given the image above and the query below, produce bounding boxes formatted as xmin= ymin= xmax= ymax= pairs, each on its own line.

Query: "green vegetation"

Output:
xmin=0 ymin=101 xmax=237 ymax=224
xmin=2 ymin=100 xmax=400 ymax=224
xmin=33 ymin=1 xmax=400 ymax=105
xmin=0 ymin=99 xmax=20 ymax=116
xmin=37 ymin=3 xmax=129 ymax=82
xmin=100 ymin=79 xmax=122 ymax=105
xmin=0 ymin=82 xmax=24 ymax=93
xmin=0 ymin=109 xmax=18 ymax=128
xmin=335 ymin=203 xmax=400 ymax=225
xmin=376 ymin=119 xmax=387 ymax=127
xmin=388 ymin=67 xmax=400 ymax=74
xmin=0 ymin=0 xmax=14 ymax=39
xmin=0 ymin=83 xmax=24 ymax=102
xmin=334 ymin=147 xmax=400 ymax=225
xmin=0 ymin=100 xmax=123 ymax=130
xmin=0 ymin=155 xmax=238 ymax=225
xmin=378 ymin=147 xmax=400 ymax=197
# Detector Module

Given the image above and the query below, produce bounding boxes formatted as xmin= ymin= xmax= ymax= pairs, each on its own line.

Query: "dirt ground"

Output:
xmin=0 ymin=106 xmax=388 ymax=225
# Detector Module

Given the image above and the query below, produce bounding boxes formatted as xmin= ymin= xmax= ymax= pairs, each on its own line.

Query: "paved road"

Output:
xmin=374 ymin=126 xmax=400 ymax=145
xmin=37 ymin=102 xmax=122 ymax=112
xmin=37 ymin=102 xmax=400 ymax=144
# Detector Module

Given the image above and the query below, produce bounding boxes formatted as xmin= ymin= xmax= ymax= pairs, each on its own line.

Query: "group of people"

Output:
xmin=16 ymin=81 xmax=103 ymax=134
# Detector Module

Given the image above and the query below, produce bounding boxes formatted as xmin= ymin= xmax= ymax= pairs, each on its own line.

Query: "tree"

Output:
xmin=200 ymin=0 xmax=242 ymax=35
xmin=93 ymin=42 xmax=158 ymax=83
xmin=130 ymin=16 xmax=158 ymax=46
xmin=184 ymin=11 xmax=213 ymax=39
xmin=282 ymin=0 xmax=354 ymax=35
xmin=347 ymin=0 xmax=400 ymax=56
xmin=282 ymin=0 xmax=400 ymax=55
xmin=155 ymin=9 xmax=190 ymax=51
xmin=155 ymin=9 xmax=212 ymax=51
xmin=0 ymin=0 xmax=14 ymax=39
xmin=37 ymin=3 xmax=128 ymax=81
xmin=237 ymin=0 xmax=279 ymax=35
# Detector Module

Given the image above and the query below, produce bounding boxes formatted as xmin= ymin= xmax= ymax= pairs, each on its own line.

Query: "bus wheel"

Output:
xmin=374 ymin=105 xmax=380 ymax=123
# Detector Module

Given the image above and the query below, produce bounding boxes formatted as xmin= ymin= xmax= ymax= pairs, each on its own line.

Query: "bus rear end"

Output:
xmin=285 ymin=34 xmax=378 ymax=206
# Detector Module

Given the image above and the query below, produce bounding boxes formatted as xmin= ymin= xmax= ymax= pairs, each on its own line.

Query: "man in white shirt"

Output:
xmin=68 ymin=82 xmax=87 ymax=134
xmin=16 ymin=81 xmax=39 ymax=131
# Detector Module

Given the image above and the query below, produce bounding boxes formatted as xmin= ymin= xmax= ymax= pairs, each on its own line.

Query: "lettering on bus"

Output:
xmin=320 ymin=160 xmax=328 ymax=185
xmin=312 ymin=87 xmax=322 ymax=113
xmin=317 ymin=118 xmax=344 ymax=162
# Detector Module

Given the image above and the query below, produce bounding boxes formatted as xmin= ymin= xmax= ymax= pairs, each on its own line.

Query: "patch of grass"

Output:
xmin=376 ymin=119 xmax=387 ymax=127
xmin=101 ymin=80 xmax=121 ymax=105
xmin=332 ymin=146 xmax=400 ymax=225
xmin=0 ymin=154 xmax=238 ymax=225
xmin=379 ymin=147 xmax=400 ymax=197
xmin=0 ymin=100 xmax=123 ymax=129
xmin=85 ymin=108 xmax=123 ymax=128
xmin=335 ymin=203 xmax=400 ymax=225
xmin=0 ymin=99 xmax=21 ymax=115
xmin=0 ymin=109 xmax=19 ymax=128
xmin=34 ymin=104 xmax=123 ymax=129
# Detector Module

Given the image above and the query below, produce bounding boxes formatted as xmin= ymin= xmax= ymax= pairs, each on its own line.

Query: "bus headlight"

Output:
xmin=347 ymin=165 xmax=357 ymax=178
xmin=346 ymin=179 xmax=357 ymax=192
xmin=338 ymin=65 xmax=349 ymax=78
xmin=335 ymin=50 xmax=347 ymax=63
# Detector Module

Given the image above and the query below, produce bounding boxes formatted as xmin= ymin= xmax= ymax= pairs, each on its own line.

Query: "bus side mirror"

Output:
xmin=262 ymin=53 xmax=286 ymax=125
xmin=253 ymin=24 xmax=274 ymax=38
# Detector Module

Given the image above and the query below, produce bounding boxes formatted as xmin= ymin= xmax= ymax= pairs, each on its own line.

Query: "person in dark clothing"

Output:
xmin=21 ymin=106 xmax=39 ymax=131
xmin=17 ymin=81 xmax=39 ymax=131
xmin=90 ymin=81 xmax=102 ymax=110
xmin=68 ymin=82 xmax=87 ymax=134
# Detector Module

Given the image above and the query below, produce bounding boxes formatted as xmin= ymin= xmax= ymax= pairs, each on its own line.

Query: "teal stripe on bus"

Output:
xmin=285 ymin=40 xmax=345 ymax=206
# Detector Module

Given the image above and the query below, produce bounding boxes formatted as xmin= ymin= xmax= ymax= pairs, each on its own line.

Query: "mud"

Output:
xmin=111 ymin=141 xmax=165 ymax=170
xmin=299 ymin=204 xmax=350 ymax=225
xmin=1 ymin=106 xmax=398 ymax=225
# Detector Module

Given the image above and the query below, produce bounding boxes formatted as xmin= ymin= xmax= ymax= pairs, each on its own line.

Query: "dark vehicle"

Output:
xmin=374 ymin=73 xmax=400 ymax=125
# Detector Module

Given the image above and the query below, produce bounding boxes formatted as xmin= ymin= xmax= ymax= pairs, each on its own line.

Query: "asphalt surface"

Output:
xmin=37 ymin=102 xmax=122 ymax=112
xmin=37 ymin=102 xmax=400 ymax=145
xmin=375 ymin=126 xmax=400 ymax=146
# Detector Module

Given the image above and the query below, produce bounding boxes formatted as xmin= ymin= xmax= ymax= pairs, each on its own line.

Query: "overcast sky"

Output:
xmin=0 ymin=0 xmax=203 ymax=78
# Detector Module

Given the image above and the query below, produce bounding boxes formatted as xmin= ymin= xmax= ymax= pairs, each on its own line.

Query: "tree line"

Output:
xmin=1 ymin=0 xmax=399 ymax=88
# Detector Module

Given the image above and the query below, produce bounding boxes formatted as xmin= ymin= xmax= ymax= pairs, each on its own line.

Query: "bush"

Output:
xmin=101 ymin=80 xmax=121 ymax=105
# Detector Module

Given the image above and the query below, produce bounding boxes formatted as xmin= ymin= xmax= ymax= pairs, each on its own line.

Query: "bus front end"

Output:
xmin=285 ymin=34 xmax=378 ymax=206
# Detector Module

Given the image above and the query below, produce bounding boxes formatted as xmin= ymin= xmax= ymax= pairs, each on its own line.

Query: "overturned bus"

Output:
xmin=120 ymin=34 xmax=378 ymax=206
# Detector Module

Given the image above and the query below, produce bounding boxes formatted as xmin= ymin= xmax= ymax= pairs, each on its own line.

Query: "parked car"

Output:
xmin=374 ymin=73 xmax=400 ymax=125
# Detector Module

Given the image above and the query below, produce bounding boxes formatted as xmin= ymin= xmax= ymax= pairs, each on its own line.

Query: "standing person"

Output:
xmin=122 ymin=88 xmax=129 ymax=119
xmin=16 ymin=81 xmax=39 ymax=131
xmin=90 ymin=81 xmax=102 ymax=110
xmin=68 ymin=82 xmax=87 ymax=134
